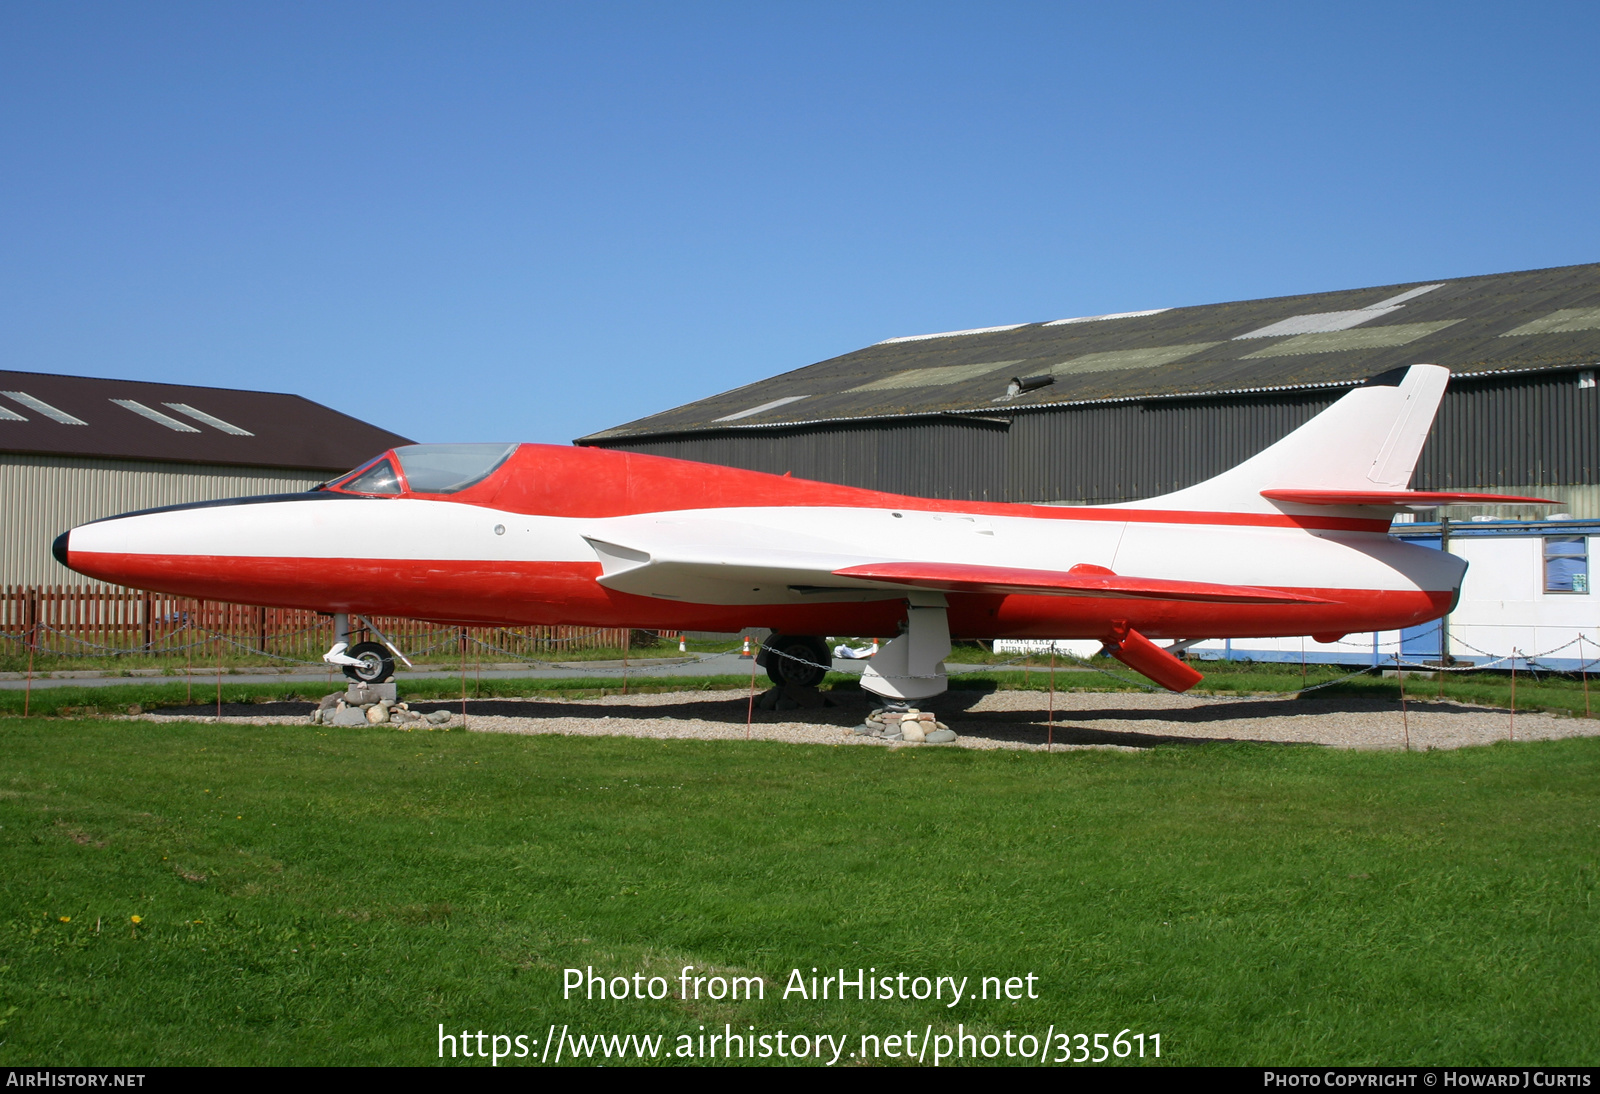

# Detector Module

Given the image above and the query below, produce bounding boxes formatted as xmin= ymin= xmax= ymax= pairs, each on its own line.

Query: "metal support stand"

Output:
xmin=860 ymin=593 xmax=951 ymax=702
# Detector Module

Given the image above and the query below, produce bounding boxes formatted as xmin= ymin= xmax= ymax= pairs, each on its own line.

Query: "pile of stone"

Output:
xmin=310 ymin=682 xmax=454 ymax=729
xmin=855 ymin=707 xmax=956 ymax=743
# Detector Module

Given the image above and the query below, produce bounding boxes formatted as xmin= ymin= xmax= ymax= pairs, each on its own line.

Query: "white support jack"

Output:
xmin=860 ymin=592 xmax=951 ymax=703
xmin=323 ymin=613 xmax=363 ymax=668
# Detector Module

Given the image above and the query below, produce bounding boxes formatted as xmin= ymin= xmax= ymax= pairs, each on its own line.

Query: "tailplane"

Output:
xmin=1117 ymin=364 xmax=1451 ymax=515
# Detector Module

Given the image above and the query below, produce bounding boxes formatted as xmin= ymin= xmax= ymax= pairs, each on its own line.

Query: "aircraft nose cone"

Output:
xmin=52 ymin=530 xmax=71 ymax=568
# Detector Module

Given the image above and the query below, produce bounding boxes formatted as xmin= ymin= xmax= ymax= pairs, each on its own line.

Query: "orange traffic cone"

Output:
xmin=740 ymin=636 xmax=752 ymax=659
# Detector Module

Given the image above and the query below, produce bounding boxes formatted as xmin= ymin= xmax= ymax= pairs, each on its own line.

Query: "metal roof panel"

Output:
xmin=580 ymin=263 xmax=1600 ymax=443
xmin=0 ymin=370 xmax=413 ymax=471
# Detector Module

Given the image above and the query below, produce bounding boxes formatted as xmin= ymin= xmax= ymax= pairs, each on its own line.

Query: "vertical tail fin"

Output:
xmin=1118 ymin=364 xmax=1450 ymax=514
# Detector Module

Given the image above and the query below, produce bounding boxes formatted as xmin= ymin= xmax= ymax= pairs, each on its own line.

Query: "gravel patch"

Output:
xmin=133 ymin=687 xmax=1600 ymax=752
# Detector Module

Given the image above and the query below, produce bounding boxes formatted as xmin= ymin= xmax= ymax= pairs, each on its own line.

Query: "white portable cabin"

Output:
xmin=1185 ymin=517 xmax=1597 ymax=672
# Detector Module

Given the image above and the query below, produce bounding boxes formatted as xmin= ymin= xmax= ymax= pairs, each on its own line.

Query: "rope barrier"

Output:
xmin=10 ymin=615 xmax=1600 ymax=694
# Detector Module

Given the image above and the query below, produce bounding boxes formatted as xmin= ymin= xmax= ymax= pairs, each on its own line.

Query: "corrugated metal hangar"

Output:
xmin=0 ymin=370 xmax=409 ymax=586
xmin=579 ymin=262 xmax=1600 ymax=521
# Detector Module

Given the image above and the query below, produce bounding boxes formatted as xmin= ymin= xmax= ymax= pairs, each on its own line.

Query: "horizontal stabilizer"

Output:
xmin=1262 ymin=489 xmax=1557 ymax=507
xmin=831 ymin=562 xmax=1329 ymax=604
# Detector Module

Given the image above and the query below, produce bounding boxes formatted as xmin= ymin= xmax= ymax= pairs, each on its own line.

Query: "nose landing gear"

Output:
xmin=322 ymin=613 xmax=405 ymax=684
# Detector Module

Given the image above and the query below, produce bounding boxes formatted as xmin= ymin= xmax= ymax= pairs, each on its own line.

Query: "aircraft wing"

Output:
xmin=584 ymin=521 xmax=1328 ymax=606
xmin=584 ymin=518 xmax=894 ymax=605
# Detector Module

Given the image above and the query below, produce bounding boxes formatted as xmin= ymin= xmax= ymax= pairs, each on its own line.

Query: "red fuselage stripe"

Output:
xmin=68 ymin=551 xmax=1453 ymax=640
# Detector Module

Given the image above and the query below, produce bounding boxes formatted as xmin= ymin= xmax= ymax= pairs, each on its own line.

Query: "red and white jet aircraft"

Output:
xmin=55 ymin=364 xmax=1547 ymax=700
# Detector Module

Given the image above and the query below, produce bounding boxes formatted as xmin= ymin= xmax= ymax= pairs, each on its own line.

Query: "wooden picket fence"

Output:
xmin=0 ymin=585 xmax=636 ymax=662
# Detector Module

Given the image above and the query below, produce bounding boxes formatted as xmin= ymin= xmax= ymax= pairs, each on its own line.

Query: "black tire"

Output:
xmin=342 ymin=641 xmax=396 ymax=684
xmin=763 ymin=634 xmax=830 ymax=689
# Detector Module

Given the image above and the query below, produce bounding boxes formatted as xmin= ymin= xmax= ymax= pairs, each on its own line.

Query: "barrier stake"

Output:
xmin=1581 ymin=635 xmax=1591 ymax=718
xmin=185 ymin=608 xmax=193 ymax=705
xmin=475 ymin=633 xmax=482 ymax=700
xmin=745 ymin=647 xmax=758 ymax=740
xmin=622 ymin=628 xmax=629 ymax=695
xmin=1396 ymin=654 xmax=1409 ymax=752
xmin=460 ymin=628 xmax=468 ymax=730
xmin=1301 ymin=636 xmax=1307 ymax=686
xmin=1509 ymin=650 xmax=1517 ymax=741
xmin=23 ymin=624 xmax=34 ymax=718
xmin=1047 ymin=649 xmax=1056 ymax=752
xmin=215 ymin=602 xmax=222 ymax=720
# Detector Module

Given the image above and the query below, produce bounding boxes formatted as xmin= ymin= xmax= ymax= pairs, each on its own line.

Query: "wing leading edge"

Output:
xmin=830 ymin=562 xmax=1330 ymax=604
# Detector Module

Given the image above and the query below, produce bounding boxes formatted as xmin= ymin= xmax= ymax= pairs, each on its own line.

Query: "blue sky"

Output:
xmin=2 ymin=2 xmax=1597 ymax=450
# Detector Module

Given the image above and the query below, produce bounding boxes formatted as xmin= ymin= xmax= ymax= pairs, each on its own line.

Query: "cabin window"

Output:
xmin=1544 ymin=536 xmax=1589 ymax=594
xmin=341 ymin=457 xmax=404 ymax=495
xmin=394 ymin=443 xmax=518 ymax=494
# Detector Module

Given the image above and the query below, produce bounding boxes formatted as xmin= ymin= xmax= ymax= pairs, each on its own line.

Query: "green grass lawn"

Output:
xmin=0 ymin=712 xmax=1595 ymax=1066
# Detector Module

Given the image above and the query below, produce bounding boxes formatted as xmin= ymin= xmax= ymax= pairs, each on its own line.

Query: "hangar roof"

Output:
xmin=0 ymin=370 xmax=413 ymax=472
xmin=580 ymin=262 xmax=1600 ymax=443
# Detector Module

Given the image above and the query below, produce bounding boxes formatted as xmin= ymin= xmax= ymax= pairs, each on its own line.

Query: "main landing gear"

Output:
xmin=322 ymin=613 xmax=406 ymax=684
xmin=758 ymin=634 xmax=831 ymax=689
xmin=759 ymin=595 xmax=954 ymax=703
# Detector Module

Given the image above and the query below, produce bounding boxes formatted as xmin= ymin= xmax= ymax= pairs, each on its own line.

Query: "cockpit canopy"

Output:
xmin=325 ymin=443 xmax=519 ymax=496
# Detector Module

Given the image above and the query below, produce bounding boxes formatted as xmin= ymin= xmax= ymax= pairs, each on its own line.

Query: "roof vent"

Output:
xmin=993 ymin=374 xmax=1054 ymax=403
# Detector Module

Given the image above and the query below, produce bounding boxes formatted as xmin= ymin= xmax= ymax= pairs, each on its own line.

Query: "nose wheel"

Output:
xmin=341 ymin=641 xmax=396 ymax=684
xmin=323 ymin=613 xmax=407 ymax=684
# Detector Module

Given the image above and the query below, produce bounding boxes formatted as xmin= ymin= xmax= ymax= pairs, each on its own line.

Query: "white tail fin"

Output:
xmin=1117 ymin=364 xmax=1450 ymax=514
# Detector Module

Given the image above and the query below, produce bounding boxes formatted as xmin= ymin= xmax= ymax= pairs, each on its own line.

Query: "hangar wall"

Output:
xmin=595 ymin=371 xmax=1600 ymax=516
xmin=1 ymin=453 xmax=322 ymax=586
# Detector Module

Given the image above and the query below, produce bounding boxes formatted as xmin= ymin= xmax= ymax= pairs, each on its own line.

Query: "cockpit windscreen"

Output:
xmin=394 ymin=443 xmax=519 ymax=494
xmin=338 ymin=456 xmax=403 ymax=495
